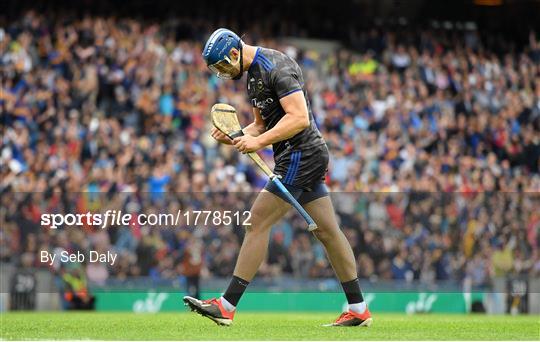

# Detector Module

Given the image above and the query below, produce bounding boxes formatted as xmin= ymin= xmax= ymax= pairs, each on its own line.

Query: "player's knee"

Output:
xmin=312 ymin=227 xmax=335 ymax=244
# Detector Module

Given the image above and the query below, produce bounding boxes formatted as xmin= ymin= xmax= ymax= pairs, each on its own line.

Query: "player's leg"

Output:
xmin=221 ymin=189 xmax=291 ymax=311
xmin=301 ymin=190 xmax=372 ymax=327
xmin=184 ymin=189 xmax=290 ymax=325
xmin=232 ymin=189 xmax=291 ymax=280
xmin=304 ymin=195 xmax=357 ymax=281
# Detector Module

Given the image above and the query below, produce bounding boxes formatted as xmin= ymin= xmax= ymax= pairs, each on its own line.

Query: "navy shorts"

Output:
xmin=264 ymin=143 xmax=329 ymax=205
xmin=274 ymin=143 xmax=329 ymax=188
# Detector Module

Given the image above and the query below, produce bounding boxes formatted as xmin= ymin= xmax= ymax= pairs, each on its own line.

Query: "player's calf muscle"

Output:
xmin=304 ymin=198 xmax=358 ymax=281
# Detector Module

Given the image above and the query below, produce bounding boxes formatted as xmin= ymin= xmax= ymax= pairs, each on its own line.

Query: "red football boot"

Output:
xmin=324 ymin=308 xmax=373 ymax=327
xmin=183 ymin=296 xmax=235 ymax=326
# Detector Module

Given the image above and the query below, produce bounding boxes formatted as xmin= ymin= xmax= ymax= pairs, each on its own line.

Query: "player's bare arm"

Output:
xmin=243 ymin=108 xmax=266 ymax=136
xmin=233 ymin=92 xmax=309 ymax=153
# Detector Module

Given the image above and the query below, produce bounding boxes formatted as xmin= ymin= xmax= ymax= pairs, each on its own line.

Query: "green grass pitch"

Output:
xmin=1 ymin=312 xmax=538 ymax=340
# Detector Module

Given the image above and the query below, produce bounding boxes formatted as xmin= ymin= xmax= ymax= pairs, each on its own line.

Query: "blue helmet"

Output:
xmin=202 ymin=28 xmax=244 ymax=80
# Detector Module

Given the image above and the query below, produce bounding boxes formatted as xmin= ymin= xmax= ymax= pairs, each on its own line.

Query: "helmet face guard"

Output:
xmin=208 ymin=48 xmax=242 ymax=80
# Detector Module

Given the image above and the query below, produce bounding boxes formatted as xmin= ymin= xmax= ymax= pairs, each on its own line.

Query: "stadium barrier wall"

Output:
xmin=93 ymin=291 xmax=485 ymax=313
xmin=2 ymin=263 xmax=535 ymax=314
xmin=526 ymin=278 xmax=540 ymax=314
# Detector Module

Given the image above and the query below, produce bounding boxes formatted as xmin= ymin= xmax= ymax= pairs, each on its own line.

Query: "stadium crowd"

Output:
xmin=1 ymin=11 xmax=539 ymax=291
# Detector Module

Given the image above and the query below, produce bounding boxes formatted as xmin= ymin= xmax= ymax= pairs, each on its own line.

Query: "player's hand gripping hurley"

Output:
xmin=211 ymin=103 xmax=317 ymax=231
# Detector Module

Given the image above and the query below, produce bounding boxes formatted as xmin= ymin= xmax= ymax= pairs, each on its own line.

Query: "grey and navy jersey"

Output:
xmin=246 ymin=47 xmax=325 ymax=160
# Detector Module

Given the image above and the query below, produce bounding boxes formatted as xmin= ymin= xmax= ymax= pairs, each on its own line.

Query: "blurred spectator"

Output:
xmin=9 ymin=252 xmax=36 ymax=310
xmin=62 ymin=263 xmax=96 ymax=310
xmin=181 ymin=236 xmax=204 ymax=299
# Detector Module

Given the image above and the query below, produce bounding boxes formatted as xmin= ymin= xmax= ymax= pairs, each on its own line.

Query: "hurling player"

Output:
xmin=183 ymin=28 xmax=372 ymax=327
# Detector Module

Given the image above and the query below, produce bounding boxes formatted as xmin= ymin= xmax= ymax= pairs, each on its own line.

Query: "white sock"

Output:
xmin=348 ymin=302 xmax=366 ymax=314
xmin=220 ymin=296 xmax=236 ymax=312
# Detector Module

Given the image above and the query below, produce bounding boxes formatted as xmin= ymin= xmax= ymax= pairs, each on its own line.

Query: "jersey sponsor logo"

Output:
xmin=251 ymin=97 xmax=274 ymax=110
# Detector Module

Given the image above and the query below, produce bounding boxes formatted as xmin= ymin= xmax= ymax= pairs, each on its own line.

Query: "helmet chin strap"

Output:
xmin=232 ymin=41 xmax=244 ymax=80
